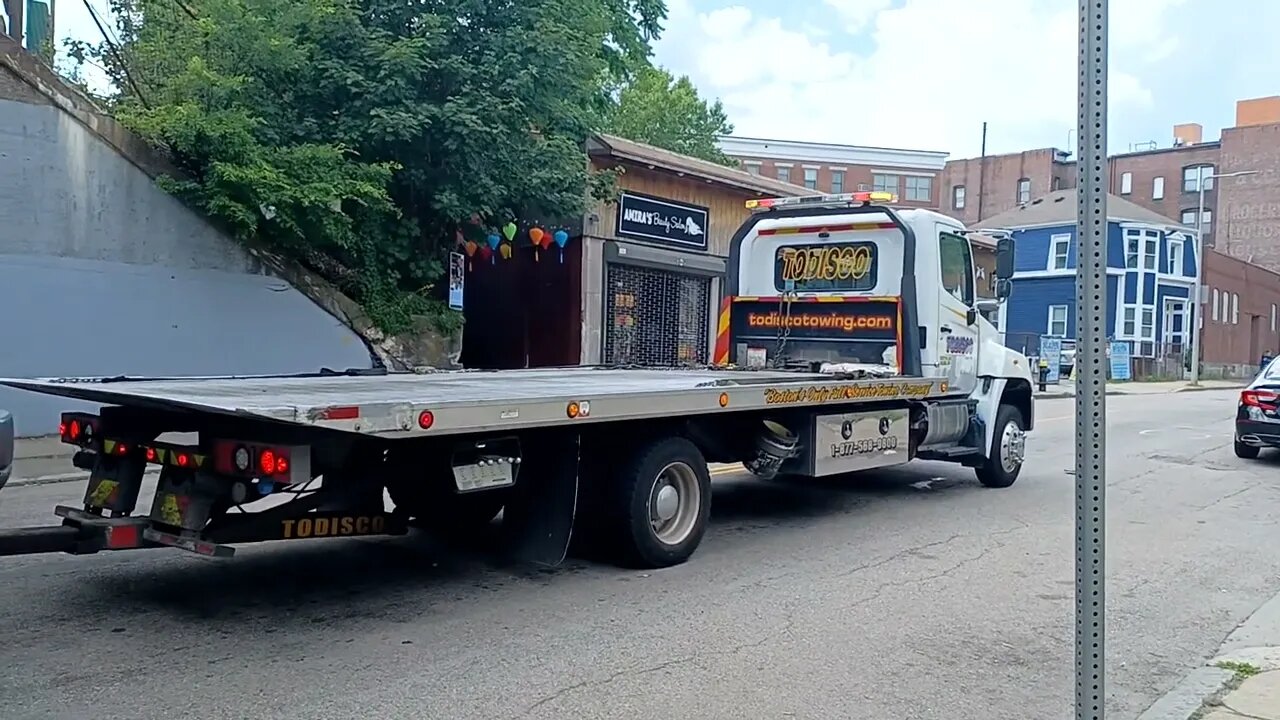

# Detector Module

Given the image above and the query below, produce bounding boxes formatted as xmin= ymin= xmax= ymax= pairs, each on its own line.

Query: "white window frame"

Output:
xmin=743 ymin=161 xmax=762 ymax=176
xmin=831 ymin=169 xmax=845 ymax=194
xmin=776 ymin=166 xmax=791 ymax=184
xmin=872 ymin=173 xmax=898 ymax=194
xmin=1166 ymin=236 xmax=1184 ymax=275
xmin=1212 ymin=288 xmax=1220 ymax=321
xmin=1232 ymin=293 xmax=1239 ymax=324
xmin=1183 ymin=165 xmax=1215 ymax=193
xmin=802 ymin=166 xmax=819 ymax=190
xmin=1047 ymin=305 xmax=1069 ymax=337
xmin=1140 ymin=307 xmax=1156 ymax=341
xmin=905 ymin=175 xmax=932 ymax=202
xmin=1017 ymin=178 xmax=1031 ymax=203
xmin=1152 ymin=176 xmax=1165 ymax=200
xmin=1125 ymin=232 xmax=1140 ymax=269
xmin=1121 ymin=306 xmax=1137 ymax=337
xmin=953 ymin=185 xmax=966 ymax=210
xmin=1047 ymin=233 xmax=1071 ymax=271
xmin=1120 ymin=172 xmax=1133 ymax=194
xmin=1142 ymin=234 xmax=1158 ymax=271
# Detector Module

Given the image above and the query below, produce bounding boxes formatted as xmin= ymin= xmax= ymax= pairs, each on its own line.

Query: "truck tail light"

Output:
xmin=211 ymin=440 xmax=305 ymax=481
xmin=59 ymin=413 xmax=101 ymax=448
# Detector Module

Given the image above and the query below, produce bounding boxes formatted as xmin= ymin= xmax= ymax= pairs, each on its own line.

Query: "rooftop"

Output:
xmin=716 ymin=135 xmax=949 ymax=171
xmin=587 ymin=133 xmax=808 ymax=198
xmin=979 ymin=189 xmax=1190 ymax=230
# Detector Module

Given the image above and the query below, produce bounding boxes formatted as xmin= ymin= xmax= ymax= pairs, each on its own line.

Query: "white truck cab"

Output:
xmin=715 ymin=191 xmax=1036 ymax=485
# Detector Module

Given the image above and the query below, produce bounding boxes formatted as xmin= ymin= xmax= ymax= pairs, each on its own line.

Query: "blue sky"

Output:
xmin=36 ymin=0 xmax=1280 ymax=159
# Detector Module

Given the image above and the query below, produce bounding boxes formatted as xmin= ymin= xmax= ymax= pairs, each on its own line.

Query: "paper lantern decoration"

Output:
xmin=498 ymin=243 xmax=512 ymax=260
xmin=529 ymin=227 xmax=545 ymax=262
xmin=554 ymin=229 xmax=570 ymax=263
xmin=502 ymin=222 xmax=518 ymax=242
xmin=463 ymin=240 xmax=478 ymax=270
xmin=478 ymin=244 xmax=492 ymax=264
xmin=486 ymin=232 xmax=500 ymax=251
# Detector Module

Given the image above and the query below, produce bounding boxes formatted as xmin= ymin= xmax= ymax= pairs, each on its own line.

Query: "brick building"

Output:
xmin=716 ymin=136 xmax=950 ymax=208
xmin=941 ymin=96 xmax=1280 ymax=274
xmin=1201 ymin=248 xmax=1280 ymax=375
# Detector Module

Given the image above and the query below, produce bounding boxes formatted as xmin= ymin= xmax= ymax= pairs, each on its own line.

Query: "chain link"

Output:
xmin=772 ymin=290 xmax=797 ymax=367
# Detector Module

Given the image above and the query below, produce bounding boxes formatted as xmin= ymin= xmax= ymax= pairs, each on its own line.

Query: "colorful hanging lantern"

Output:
xmin=478 ymin=244 xmax=492 ymax=263
xmin=553 ymin=229 xmax=569 ymax=263
xmin=487 ymin=232 xmax=501 ymax=252
xmin=463 ymin=239 xmax=478 ymax=270
xmin=499 ymin=243 xmax=513 ymax=260
xmin=529 ymin=227 xmax=545 ymax=262
xmin=502 ymin=222 xmax=518 ymax=243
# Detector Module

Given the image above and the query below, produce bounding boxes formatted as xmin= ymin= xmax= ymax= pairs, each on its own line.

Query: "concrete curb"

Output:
xmin=1136 ymin=588 xmax=1280 ymax=719
xmin=8 ymin=468 xmax=161 ymax=489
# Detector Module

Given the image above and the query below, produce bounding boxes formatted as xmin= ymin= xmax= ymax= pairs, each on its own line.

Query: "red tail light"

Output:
xmin=211 ymin=440 xmax=294 ymax=478
xmin=1242 ymin=389 xmax=1279 ymax=408
xmin=59 ymin=413 xmax=101 ymax=448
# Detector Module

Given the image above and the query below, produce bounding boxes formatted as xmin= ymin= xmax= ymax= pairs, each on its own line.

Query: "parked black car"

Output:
xmin=1234 ymin=358 xmax=1280 ymax=459
xmin=0 ymin=409 xmax=12 ymax=492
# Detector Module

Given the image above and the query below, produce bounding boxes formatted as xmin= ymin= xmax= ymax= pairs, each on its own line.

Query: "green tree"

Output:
xmin=64 ymin=0 xmax=668 ymax=333
xmin=603 ymin=64 xmax=735 ymax=165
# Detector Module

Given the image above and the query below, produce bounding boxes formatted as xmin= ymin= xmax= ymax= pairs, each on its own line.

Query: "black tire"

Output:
xmin=976 ymin=404 xmax=1026 ymax=488
xmin=1234 ymin=439 xmax=1261 ymax=459
xmin=603 ymin=436 xmax=712 ymax=569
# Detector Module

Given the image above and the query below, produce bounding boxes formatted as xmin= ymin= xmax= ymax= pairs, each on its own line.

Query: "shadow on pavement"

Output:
xmin=64 ymin=464 xmax=980 ymax=623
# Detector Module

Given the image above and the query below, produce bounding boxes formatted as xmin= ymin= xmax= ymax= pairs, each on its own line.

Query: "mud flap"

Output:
xmin=501 ymin=430 xmax=580 ymax=567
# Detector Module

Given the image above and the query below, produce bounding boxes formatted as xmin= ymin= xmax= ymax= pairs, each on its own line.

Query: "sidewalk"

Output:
xmin=1138 ymin=588 xmax=1280 ymax=720
xmin=1034 ymin=379 xmax=1243 ymax=399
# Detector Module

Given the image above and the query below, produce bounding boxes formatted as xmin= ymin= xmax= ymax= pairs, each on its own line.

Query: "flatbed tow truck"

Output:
xmin=0 ymin=192 xmax=1035 ymax=569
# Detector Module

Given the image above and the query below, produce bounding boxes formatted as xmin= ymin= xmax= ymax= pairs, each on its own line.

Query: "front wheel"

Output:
xmin=603 ymin=436 xmax=712 ymax=569
xmin=1234 ymin=439 xmax=1261 ymax=459
xmin=976 ymin=404 xmax=1026 ymax=488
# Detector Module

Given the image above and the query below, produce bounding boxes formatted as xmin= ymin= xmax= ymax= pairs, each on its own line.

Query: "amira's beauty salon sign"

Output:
xmin=615 ymin=192 xmax=710 ymax=251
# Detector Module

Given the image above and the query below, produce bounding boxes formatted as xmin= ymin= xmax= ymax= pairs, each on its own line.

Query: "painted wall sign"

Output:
xmin=615 ymin=192 xmax=710 ymax=250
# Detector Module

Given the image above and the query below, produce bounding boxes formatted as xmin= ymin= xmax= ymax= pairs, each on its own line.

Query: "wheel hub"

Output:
xmin=1001 ymin=421 xmax=1026 ymax=473
xmin=654 ymin=484 xmax=680 ymax=522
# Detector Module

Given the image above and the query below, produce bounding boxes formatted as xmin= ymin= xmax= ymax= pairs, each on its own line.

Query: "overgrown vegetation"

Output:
xmin=62 ymin=0 xmax=734 ymax=335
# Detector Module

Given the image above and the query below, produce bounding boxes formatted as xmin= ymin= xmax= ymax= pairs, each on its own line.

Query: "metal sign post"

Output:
xmin=1076 ymin=1 xmax=1108 ymax=718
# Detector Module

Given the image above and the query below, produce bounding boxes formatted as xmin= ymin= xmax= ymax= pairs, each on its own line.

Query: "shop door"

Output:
xmin=605 ymin=264 xmax=711 ymax=366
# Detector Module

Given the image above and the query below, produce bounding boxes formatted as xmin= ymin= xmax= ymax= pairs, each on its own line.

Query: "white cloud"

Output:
xmin=654 ymin=0 xmax=1194 ymax=157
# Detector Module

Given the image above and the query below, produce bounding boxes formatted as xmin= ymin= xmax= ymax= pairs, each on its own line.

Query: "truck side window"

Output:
xmin=939 ymin=232 xmax=975 ymax=306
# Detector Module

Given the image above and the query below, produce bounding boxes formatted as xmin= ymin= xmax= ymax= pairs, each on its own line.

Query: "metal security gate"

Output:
xmin=604 ymin=263 xmax=711 ymax=366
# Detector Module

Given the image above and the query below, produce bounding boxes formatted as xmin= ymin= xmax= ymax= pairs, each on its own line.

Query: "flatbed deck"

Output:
xmin=0 ymin=367 xmax=955 ymax=437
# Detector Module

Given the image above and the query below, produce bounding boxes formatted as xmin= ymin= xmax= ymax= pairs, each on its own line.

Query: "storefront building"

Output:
xmin=581 ymin=134 xmax=806 ymax=366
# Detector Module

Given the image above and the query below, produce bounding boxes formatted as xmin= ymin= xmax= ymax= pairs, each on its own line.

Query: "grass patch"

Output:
xmin=1215 ymin=660 xmax=1262 ymax=679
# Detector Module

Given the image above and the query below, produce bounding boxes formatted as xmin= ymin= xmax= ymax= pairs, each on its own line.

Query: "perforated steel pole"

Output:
xmin=1076 ymin=2 xmax=1108 ymax=719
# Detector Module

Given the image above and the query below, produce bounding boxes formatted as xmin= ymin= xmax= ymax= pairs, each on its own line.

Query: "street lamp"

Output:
xmin=1189 ymin=169 xmax=1258 ymax=386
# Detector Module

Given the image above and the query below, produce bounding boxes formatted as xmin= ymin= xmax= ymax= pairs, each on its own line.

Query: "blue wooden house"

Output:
xmin=980 ymin=189 xmax=1197 ymax=359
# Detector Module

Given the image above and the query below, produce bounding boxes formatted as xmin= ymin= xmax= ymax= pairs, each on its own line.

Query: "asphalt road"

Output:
xmin=1 ymin=390 xmax=1277 ymax=720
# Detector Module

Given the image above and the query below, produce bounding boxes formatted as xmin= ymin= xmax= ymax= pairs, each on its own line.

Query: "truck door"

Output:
xmin=936 ymin=229 xmax=980 ymax=394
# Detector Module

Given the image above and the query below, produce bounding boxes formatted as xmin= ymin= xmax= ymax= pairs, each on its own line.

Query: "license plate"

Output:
xmin=452 ymin=457 xmax=516 ymax=492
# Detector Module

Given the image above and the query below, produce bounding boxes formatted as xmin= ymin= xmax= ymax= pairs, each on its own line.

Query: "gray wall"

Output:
xmin=0 ymin=96 xmax=372 ymax=436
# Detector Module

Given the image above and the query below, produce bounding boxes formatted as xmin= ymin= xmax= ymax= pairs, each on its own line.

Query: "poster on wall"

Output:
xmin=448 ymin=251 xmax=465 ymax=311
xmin=1109 ymin=340 xmax=1132 ymax=380
xmin=615 ymin=192 xmax=710 ymax=251
xmin=1040 ymin=337 xmax=1062 ymax=384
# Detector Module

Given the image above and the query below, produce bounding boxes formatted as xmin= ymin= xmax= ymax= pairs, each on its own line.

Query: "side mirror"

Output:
xmin=995 ymin=237 xmax=1015 ymax=279
xmin=994 ymin=278 xmax=1013 ymax=300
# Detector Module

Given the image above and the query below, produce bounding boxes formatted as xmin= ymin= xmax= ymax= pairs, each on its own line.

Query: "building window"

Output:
xmin=952 ymin=185 xmax=965 ymax=210
xmin=1052 ymin=176 xmax=1063 ymax=191
xmin=1143 ymin=234 xmax=1157 ymax=271
xmin=1212 ymin=288 xmax=1220 ymax=321
xmin=873 ymin=174 xmax=898 ymax=194
xmin=1141 ymin=308 xmax=1155 ymax=340
xmin=831 ymin=170 xmax=845 ymax=194
xmin=1167 ymin=237 xmax=1184 ymax=275
xmin=803 ymin=167 xmax=818 ymax=190
xmin=1153 ymin=176 xmax=1165 ymax=200
xmin=1183 ymin=164 xmax=1215 ymax=193
xmin=1120 ymin=172 xmax=1133 ymax=194
xmin=744 ymin=162 xmax=761 ymax=176
xmin=1017 ymin=178 xmax=1031 ymax=203
xmin=1122 ymin=306 xmax=1136 ymax=336
xmin=1049 ymin=233 xmax=1071 ymax=271
xmin=776 ymin=166 xmax=791 ymax=184
xmin=1125 ymin=232 xmax=1139 ymax=269
xmin=1272 ymin=304 xmax=1277 ymax=332
xmin=1232 ymin=293 xmax=1239 ymax=324
xmin=1047 ymin=304 xmax=1069 ymax=336
xmin=1182 ymin=208 xmax=1212 ymax=233
xmin=905 ymin=176 xmax=932 ymax=202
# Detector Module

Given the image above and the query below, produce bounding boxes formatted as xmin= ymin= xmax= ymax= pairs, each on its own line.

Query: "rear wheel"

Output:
xmin=1234 ymin=439 xmax=1261 ymax=459
xmin=603 ymin=436 xmax=712 ymax=569
xmin=976 ymin=404 xmax=1026 ymax=488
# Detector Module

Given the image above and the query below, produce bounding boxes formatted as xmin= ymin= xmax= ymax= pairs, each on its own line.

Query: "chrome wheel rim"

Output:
xmin=649 ymin=462 xmax=701 ymax=546
xmin=1000 ymin=420 xmax=1026 ymax=474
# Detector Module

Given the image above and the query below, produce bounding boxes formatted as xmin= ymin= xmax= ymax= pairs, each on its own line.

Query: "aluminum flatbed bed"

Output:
xmin=0 ymin=367 xmax=954 ymax=437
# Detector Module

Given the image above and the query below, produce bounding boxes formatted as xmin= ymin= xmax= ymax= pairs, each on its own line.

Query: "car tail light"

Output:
xmin=1241 ymin=389 xmax=1279 ymax=408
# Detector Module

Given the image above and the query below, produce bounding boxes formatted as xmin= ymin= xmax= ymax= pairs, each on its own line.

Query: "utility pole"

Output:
xmin=1076 ymin=1 xmax=1108 ymax=718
